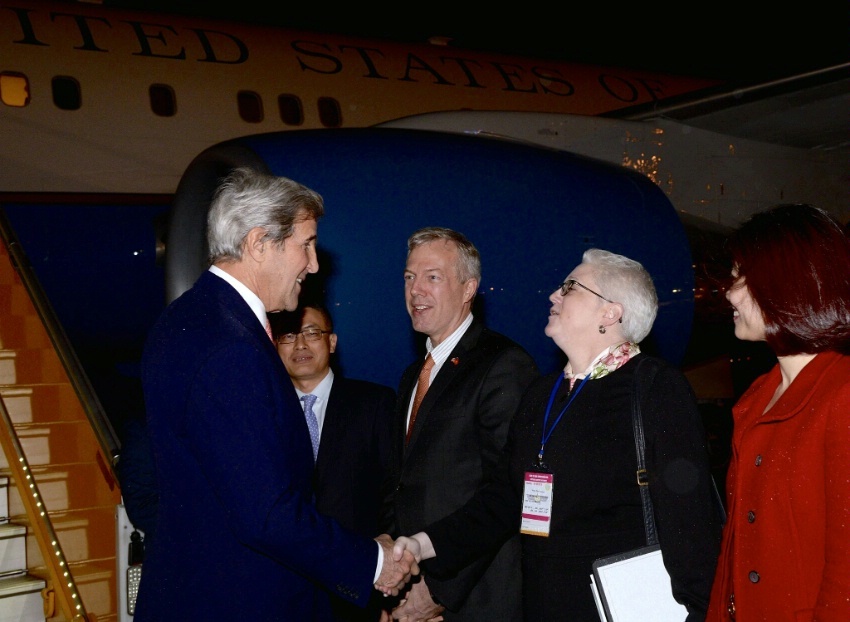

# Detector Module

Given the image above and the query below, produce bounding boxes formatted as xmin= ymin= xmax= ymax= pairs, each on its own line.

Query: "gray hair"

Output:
xmin=207 ymin=167 xmax=324 ymax=263
xmin=582 ymin=248 xmax=658 ymax=343
xmin=407 ymin=227 xmax=481 ymax=283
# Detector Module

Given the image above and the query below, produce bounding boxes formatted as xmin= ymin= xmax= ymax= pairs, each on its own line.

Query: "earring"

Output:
xmin=598 ymin=325 xmax=606 ymax=334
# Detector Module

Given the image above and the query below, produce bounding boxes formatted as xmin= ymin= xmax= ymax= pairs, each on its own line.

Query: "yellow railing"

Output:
xmin=0 ymin=209 xmax=120 ymax=473
xmin=0 ymin=205 xmax=119 ymax=620
xmin=0 ymin=395 xmax=94 ymax=622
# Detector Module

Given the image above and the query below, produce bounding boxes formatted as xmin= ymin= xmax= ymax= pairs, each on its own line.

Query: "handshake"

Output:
xmin=372 ymin=533 xmax=426 ymax=595
xmin=374 ymin=534 xmax=443 ymax=622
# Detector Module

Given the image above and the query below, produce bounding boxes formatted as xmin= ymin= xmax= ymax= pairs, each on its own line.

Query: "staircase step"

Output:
xmin=0 ymin=572 xmax=45 ymax=598
xmin=0 ymin=523 xmax=27 ymax=575
xmin=0 ymin=572 xmax=45 ymax=622
xmin=1 ymin=233 xmax=121 ymax=621
xmin=0 ymin=476 xmax=7 ymax=518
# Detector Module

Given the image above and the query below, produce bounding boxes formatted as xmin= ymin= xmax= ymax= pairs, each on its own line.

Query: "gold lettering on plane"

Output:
xmin=1 ymin=1 xmax=718 ymax=109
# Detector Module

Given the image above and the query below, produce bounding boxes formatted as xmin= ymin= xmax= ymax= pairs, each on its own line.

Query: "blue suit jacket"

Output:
xmin=136 ymin=270 xmax=377 ymax=621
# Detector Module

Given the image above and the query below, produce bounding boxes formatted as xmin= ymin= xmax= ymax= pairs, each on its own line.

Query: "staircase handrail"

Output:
xmin=0 ymin=396 xmax=94 ymax=622
xmin=0 ymin=208 xmax=120 ymax=475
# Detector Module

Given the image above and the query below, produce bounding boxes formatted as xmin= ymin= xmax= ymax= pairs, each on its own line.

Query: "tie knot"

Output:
xmin=301 ymin=394 xmax=317 ymax=409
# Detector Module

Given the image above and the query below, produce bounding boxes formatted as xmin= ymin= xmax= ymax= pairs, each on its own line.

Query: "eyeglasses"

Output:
xmin=559 ymin=279 xmax=614 ymax=303
xmin=277 ymin=328 xmax=331 ymax=344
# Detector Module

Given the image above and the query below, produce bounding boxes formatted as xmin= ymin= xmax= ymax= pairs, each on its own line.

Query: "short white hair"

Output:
xmin=582 ymin=248 xmax=658 ymax=343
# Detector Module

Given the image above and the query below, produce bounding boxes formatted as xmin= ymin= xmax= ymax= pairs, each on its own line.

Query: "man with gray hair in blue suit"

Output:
xmin=137 ymin=167 xmax=417 ymax=621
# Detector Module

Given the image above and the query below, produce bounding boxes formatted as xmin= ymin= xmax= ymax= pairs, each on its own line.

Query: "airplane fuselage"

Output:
xmin=0 ymin=0 xmax=717 ymax=193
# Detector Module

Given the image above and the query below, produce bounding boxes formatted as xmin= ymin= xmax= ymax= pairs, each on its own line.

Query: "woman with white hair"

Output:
xmin=394 ymin=249 xmax=721 ymax=622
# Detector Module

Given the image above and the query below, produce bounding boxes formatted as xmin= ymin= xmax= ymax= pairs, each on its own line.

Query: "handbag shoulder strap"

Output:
xmin=631 ymin=356 xmax=661 ymax=546
xmin=631 ymin=356 xmax=728 ymax=546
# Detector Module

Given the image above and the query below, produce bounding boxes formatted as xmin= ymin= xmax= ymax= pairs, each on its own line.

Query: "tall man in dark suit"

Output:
xmin=381 ymin=227 xmax=539 ymax=621
xmin=137 ymin=167 xmax=417 ymax=621
xmin=275 ymin=303 xmax=396 ymax=621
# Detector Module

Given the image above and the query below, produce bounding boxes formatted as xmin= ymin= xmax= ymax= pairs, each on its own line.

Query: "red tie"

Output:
xmin=406 ymin=353 xmax=434 ymax=444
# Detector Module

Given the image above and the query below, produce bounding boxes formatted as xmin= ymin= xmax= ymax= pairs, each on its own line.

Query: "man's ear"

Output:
xmin=463 ymin=278 xmax=479 ymax=304
xmin=244 ymin=227 xmax=269 ymax=262
xmin=328 ymin=333 xmax=338 ymax=354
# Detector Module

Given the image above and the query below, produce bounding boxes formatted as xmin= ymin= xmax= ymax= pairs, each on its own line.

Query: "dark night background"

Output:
xmin=99 ymin=1 xmax=849 ymax=84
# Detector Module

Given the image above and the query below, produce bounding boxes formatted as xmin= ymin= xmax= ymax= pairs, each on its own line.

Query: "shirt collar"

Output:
xmin=293 ymin=369 xmax=334 ymax=404
xmin=426 ymin=313 xmax=473 ymax=372
xmin=209 ymin=265 xmax=267 ymax=328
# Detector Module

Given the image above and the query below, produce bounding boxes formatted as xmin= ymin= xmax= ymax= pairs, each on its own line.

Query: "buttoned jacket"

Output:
xmin=382 ymin=320 xmax=539 ymax=620
xmin=707 ymin=351 xmax=850 ymax=622
xmin=137 ymin=270 xmax=377 ymax=621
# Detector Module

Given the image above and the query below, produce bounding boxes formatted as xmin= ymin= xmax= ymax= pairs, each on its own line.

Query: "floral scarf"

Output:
xmin=565 ymin=341 xmax=641 ymax=389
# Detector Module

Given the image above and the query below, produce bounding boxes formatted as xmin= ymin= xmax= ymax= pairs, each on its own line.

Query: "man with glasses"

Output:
xmin=274 ymin=303 xmax=396 ymax=622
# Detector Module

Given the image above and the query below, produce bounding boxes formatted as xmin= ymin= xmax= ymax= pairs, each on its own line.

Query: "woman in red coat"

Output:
xmin=706 ymin=204 xmax=850 ymax=622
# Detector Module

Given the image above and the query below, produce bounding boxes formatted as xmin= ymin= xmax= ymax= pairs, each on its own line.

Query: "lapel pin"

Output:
xmin=451 ymin=357 xmax=460 ymax=366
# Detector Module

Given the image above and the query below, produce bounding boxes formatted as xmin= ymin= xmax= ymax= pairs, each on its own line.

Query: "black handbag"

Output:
xmin=590 ymin=356 xmax=724 ymax=622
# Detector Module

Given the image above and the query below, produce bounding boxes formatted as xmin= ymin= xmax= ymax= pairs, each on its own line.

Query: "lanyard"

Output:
xmin=538 ymin=374 xmax=589 ymax=464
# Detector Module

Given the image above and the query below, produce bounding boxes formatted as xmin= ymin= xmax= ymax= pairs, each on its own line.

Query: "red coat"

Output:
xmin=707 ymin=351 xmax=850 ymax=622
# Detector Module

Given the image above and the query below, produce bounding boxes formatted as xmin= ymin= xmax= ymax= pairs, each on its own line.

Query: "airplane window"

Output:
xmin=238 ymin=90 xmax=263 ymax=123
xmin=278 ymin=94 xmax=303 ymax=126
xmin=1 ymin=72 xmax=30 ymax=107
xmin=52 ymin=76 xmax=81 ymax=111
xmin=149 ymin=84 xmax=176 ymax=117
xmin=317 ymin=97 xmax=342 ymax=128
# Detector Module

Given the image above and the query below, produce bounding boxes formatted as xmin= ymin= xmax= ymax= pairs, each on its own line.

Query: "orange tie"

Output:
xmin=406 ymin=353 xmax=434 ymax=444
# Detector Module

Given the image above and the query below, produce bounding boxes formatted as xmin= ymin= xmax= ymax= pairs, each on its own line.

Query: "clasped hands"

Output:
xmin=374 ymin=532 xmax=435 ymax=595
xmin=373 ymin=534 xmax=420 ymax=596
xmin=375 ymin=534 xmax=443 ymax=622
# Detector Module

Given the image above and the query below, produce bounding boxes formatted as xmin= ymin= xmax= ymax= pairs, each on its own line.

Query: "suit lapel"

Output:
xmin=315 ymin=380 xmax=345 ymax=470
xmin=404 ymin=321 xmax=483 ymax=451
xmin=206 ymin=271 xmax=276 ymax=349
xmin=204 ymin=273 xmax=297 ymax=435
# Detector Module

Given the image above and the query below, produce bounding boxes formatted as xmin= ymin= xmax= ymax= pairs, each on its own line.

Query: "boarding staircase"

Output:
xmin=0 ymin=475 xmax=46 ymax=622
xmin=0 ymin=212 xmax=123 ymax=622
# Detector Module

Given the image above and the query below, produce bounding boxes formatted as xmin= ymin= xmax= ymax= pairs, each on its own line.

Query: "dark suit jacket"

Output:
xmin=136 ymin=270 xmax=378 ymax=621
xmin=381 ymin=319 xmax=539 ymax=621
xmin=118 ymin=417 xmax=159 ymax=544
xmin=424 ymin=355 xmax=722 ymax=622
xmin=315 ymin=376 xmax=395 ymax=622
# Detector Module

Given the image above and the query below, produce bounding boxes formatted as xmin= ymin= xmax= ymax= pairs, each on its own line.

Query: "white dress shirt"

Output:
xmin=293 ymin=369 xmax=334 ymax=436
xmin=406 ymin=312 xmax=473 ymax=431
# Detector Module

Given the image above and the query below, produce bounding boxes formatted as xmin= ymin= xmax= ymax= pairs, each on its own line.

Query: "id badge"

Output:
xmin=520 ymin=471 xmax=553 ymax=537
